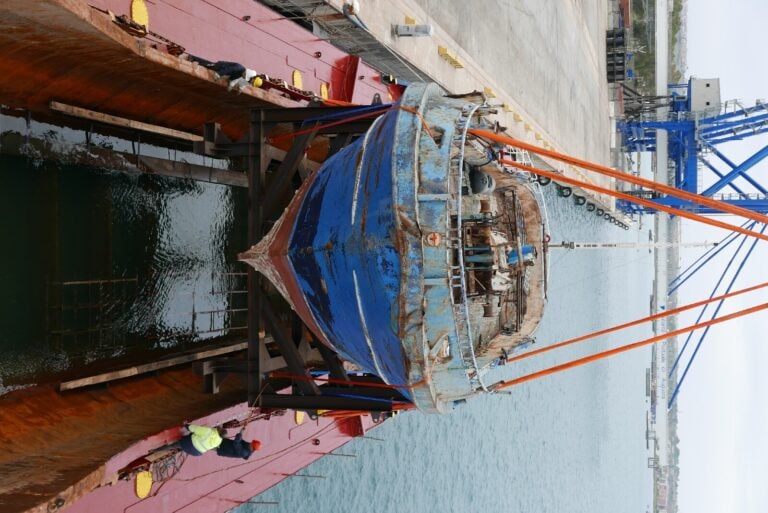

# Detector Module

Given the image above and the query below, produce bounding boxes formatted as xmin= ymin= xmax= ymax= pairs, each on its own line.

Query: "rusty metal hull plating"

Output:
xmin=243 ymin=83 xmax=549 ymax=413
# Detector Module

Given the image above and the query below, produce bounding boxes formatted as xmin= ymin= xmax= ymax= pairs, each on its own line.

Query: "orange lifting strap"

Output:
xmin=471 ymin=128 xmax=768 ymax=225
xmin=498 ymin=158 xmax=768 ymax=243
xmin=494 ymin=301 xmax=768 ymax=391
xmin=504 ymin=281 xmax=768 ymax=365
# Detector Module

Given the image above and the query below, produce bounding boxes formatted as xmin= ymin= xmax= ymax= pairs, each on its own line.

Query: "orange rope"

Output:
xmin=269 ymin=372 xmax=430 ymax=390
xmin=321 ymin=98 xmax=359 ymax=107
xmin=267 ymin=105 xmax=433 ymax=144
xmin=319 ymin=410 xmax=367 ymax=418
xmin=505 ymin=281 xmax=768 ymax=364
xmin=318 ymin=403 xmax=415 ymax=417
xmin=498 ymin=158 xmax=768 ymax=243
xmin=398 ymin=105 xmax=435 ymax=139
xmin=494 ymin=301 xmax=768 ymax=390
xmin=267 ymin=109 xmax=386 ymax=143
xmin=477 ymin=129 xmax=768 ymax=224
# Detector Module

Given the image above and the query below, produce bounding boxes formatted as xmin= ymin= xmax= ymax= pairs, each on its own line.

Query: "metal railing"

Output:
xmin=47 ymin=272 xmax=248 ymax=353
xmin=712 ymin=192 xmax=768 ymax=201
xmin=447 ymin=104 xmax=487 ymax=392
xmin=499 ymin=149 xmax=551 ymax=294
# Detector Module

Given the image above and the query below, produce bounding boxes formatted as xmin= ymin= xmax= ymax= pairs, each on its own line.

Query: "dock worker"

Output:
xmin=497 ymin=348 xmax=509 ymax=366
xmin=177 ymin=424 xmax=261 ymax=460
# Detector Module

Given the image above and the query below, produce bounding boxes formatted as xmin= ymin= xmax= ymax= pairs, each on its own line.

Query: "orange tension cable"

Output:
xmin=321 ymin=98 xmax=359 ymax=107
xmin=269 ymin=372 xmax=430 ymax=390
xmin=267 ymin=109 xmax=387 ymax=143
xmin=268 ymin=105 xmax=433 ymax=144
xmin=494 ymin=301 xmax=768 ymax=390
xmin=498 ymin=158 xmax=768 ymax=243
xmin=506 ymin=281 xmax=768 ymax=364
xmin=476 ymin=129 xmax=768 ymax=224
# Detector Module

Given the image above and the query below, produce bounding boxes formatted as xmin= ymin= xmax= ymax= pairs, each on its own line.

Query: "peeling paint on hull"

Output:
xmin=242 ymin=83 xmax=548 ymax=413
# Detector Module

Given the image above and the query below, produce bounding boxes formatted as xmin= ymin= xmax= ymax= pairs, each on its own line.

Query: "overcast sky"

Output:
xmin=678 ymin=1 xmax=768 ymax=512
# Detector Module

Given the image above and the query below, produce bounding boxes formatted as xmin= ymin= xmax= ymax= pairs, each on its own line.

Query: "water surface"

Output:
xmin=0 ymin=152 xmax=248 ymax=389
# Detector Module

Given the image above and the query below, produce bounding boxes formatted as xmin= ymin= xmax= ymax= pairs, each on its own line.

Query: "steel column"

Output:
xmin=705 ymin=125 xmax=768 ymax=145
xmin=701 ymin=145 xmax=768 ymax=197
xmin=697 ymin=157 xmax=746 ymax=195
xmin=699 ymin=102 xmax=768 ymax=124
xmin=700 ymin=141 xmax=767 ymax=194
xmin=263 ymin=121 xmax=320 ymax=219
xmin=260 ymin=300 xmax=320 ymax=397
xmin=247 ymin=110 xmax=267 ymax=406
xmin=700 ymin=112 xmax=768 ymax=135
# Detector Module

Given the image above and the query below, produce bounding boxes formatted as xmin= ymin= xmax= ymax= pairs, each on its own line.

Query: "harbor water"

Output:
xmin=0 ymin=148 xmax=248 ymax=390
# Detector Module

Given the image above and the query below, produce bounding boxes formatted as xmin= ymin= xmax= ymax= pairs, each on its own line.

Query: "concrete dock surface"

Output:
xmin=412 ymin=0 xmax=611 ymax=162
xmin=331 ymin=0 xmax=618 ymax=206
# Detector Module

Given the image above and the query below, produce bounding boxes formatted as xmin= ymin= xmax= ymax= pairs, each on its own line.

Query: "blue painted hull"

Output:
xmin=288 ymin=111 xmax=410 ymax=392
xmin=242 ymin=83 xmax=548 ymax=412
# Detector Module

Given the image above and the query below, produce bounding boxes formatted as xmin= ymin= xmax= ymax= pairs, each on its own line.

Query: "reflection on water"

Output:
xmin=0 ymin=153 xmax=248 ymax=389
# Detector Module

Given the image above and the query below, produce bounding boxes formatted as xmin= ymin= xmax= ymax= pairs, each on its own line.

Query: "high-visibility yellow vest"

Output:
xmin=188 ymin=424 xmax=223 ymax=454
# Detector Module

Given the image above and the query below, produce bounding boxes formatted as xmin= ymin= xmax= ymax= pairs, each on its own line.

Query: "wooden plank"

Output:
xmin=137 ymin=155 xmax=247 ymax=187
xmin=260 ymin=299 xmax=320 ymax=397
xmin=59 ymin=342 xmax=248 ymax=391
xmin=0 ymin=125 xmax=245 ymax=186
xmin=49 ymin=101 xmax=203 ymax=142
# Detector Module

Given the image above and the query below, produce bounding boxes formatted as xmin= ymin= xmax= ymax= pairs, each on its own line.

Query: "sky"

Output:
xmin=677 ymin=1 xmax=768 ymax=512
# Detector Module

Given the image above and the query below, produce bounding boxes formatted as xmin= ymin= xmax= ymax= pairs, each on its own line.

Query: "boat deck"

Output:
xmin=459 ymin=184 xmax=544 ymax=362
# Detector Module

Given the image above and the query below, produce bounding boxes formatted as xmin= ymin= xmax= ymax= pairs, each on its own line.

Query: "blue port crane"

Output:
xmin=618 ymin=78 xmax=768 ymax=214
xmin=618 ymin=78 xmax=768 ymax=408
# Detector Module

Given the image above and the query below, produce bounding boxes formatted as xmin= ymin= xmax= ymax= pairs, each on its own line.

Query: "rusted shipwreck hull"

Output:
xmin=241 ymin=82 xmax=548 ymax=413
